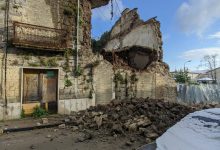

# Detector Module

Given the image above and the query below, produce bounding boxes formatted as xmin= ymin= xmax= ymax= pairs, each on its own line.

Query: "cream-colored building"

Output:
xmin=198 ymin=67 xmax=220 ymax=83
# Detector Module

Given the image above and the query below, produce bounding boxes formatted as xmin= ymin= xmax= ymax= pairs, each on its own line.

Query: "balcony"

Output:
xmin=12 ymin=22 xmax=67 ymax=51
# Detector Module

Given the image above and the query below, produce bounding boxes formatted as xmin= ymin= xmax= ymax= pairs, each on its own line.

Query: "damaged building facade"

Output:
xmin=0 ymin=0 xmax=176 ymax=120
xmin=95 ymin=8 xmax=176 ymax=105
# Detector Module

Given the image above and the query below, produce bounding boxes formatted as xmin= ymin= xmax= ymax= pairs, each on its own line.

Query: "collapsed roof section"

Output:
xmin=90 ymin=0 xmax=111 ymax=9
xmin=103 ymin=8 xmax=164 ymax=70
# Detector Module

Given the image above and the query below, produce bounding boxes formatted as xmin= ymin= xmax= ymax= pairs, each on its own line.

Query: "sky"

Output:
xmin=91 ymin=0 xmax=220 ymax=71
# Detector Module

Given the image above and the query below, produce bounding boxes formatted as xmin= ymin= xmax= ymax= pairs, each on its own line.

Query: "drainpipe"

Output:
xmin=76 ymin=0 xmax=79 ymax=68
xmin=3 ymin=0 xmax=10 ymax=119
xmin=74 ymin=0 xmax=80 ymax=98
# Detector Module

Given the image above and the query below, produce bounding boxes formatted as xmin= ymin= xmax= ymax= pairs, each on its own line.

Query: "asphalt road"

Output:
xmin=0 ymin=127 xmax=146 ymax=150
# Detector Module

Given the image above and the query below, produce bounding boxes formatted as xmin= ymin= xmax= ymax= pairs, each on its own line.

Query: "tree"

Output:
xmin=200 ymin=54 xmax=218 ymax=83
xmin=92 ymin=31 xmax=110 ymax=53
xmin=173 ymin=69 xmax=191 ymax=83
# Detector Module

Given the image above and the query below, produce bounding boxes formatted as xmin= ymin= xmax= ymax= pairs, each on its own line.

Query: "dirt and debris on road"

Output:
xmin=1 ymin=98 xmax=219 ymax=150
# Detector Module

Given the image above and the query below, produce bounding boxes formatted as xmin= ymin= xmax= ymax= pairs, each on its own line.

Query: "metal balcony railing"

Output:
xmin=13 ymin=22 xmax=67 ymax=51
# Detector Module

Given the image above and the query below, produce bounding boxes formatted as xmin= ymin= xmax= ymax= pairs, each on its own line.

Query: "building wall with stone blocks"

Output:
xmin=0 ymin=0 xmax=102 ymax=120
xmin=92 ymin=60 xmax=167 ymax=105
xmin=136 ymin=72 xmax=156 ymax=99
xmin=93 ymin=60 xmax=114 ymax=105
xmin=155 ymin=74 xmax=177 ymax=102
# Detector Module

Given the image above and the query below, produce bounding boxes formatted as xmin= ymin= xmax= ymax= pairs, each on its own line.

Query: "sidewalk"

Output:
xmin=0 ymin=115 xmax=67 ymax=133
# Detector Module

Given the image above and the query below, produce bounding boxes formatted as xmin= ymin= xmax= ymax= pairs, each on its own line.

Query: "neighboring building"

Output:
xmin=188 ymin=69 xmax=220 ymax=84
xmin=0 ymin=2 xmax=176 ymax=120
xmin=188 ymin=70 xmax=207 ymax=81
xmin=200 ymin=67 xmax=220 ymax=83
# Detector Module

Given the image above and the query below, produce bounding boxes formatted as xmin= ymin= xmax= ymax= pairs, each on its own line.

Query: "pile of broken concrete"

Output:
xmin=65 ymin=98 xmax=197 ymax=142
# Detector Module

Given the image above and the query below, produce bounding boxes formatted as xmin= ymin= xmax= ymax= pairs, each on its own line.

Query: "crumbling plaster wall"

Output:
xmin=9 ymin=0 xmax=56 ymax=28
xmin=105 ymin=24 xmax=161 ymax=53
xmin=104 ymin=9 xmax=162 ymax=59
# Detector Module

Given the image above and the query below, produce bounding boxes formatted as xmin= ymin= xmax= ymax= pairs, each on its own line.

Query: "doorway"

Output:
xmin=22 ymin=68 xmax=58 ymax=115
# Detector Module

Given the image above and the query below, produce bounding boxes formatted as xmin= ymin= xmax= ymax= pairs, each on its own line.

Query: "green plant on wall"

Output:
xmin=75 ymin=65 xmax=83 ymax=77
xmin=47 ymin=57 xmax=59 ymax=67
xmin=63 ymin=49 xmax=73 ymax=73
xmin=114 ymin=72 xmax=125 ymax=84
xmin=79 ymin=17 xmax=84 ymax=26
xmin=20 ymin=108 xmax=25 ymax=119
xmin=130 ymin=73 xmax=138 ymax=84
xmin=64 ymin=76 xmax=73 ymax=87
xmin=28 ymin=62 xmax=40 ymax=67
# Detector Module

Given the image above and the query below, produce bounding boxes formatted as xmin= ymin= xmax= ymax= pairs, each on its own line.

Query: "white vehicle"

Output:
xmin=139 ymin=108 xmax=220 ymax=150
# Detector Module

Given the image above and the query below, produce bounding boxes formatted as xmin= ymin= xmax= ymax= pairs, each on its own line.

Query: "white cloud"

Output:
xmin=177 ymin=0 xmax=220 ymax=36
xmin=92 ymin=0 xmax=124 ymax=21
xmin=181 ymin=47 xmax=220 ymax=60
xmin=208 ymin=31 xmax=220 ymax=44
xmin=208 ymin=32 xmax=220 ymax=39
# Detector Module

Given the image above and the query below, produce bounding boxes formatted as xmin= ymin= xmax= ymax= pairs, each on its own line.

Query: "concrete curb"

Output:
xmin=1 ymin=121 xmax=79 ymax=134
xmin=2 ymin=122 xmax=63 ymax=133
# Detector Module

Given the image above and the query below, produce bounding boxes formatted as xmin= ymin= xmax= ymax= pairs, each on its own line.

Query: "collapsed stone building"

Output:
xmin=97 ymin=8 xmax=176 ymax=103
xmin=0 ymin=0 xmax=176 ymax=120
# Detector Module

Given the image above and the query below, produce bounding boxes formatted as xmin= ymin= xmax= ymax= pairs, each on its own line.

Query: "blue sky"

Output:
xmin=91 ymin=0 xmax=220 ymax=71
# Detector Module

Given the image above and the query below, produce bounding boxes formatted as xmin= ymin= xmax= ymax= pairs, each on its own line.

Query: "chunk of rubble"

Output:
xmin=58 ymin=124 xmax=66 ymax=129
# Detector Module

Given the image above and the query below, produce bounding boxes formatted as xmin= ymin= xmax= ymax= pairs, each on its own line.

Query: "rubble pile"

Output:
xmin=67 ymin=98 xmax=196 ymax=142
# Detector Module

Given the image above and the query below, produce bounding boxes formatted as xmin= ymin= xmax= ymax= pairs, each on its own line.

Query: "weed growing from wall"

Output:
xmin=28 ymin=62 xmax=40 ymax=67
xmin=63 ymin=48 xmax=73 ymax=73
xmin=75 ymin=65 xmax=83 ymax=77
xmin=114 ymin=72 xmax=125 ymax=84
xmin=20 ymin=108 xmax=25 ymax=119
xmin=64 ymin=75 xmax=73 ymax=87
xmin=47 ymin=57 xmax=59 ymax=67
